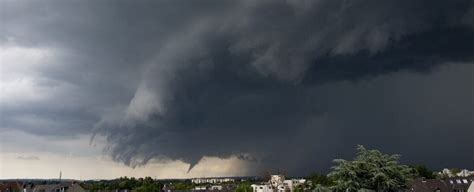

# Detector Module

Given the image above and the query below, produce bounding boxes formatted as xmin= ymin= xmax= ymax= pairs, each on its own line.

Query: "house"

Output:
xmin=32 ymin=183 xmax=85 ymax=192
xmin=251 ymin=184 xmax=274 ymax=192
xmin=65 ymin=183 xmax=85 ymax=192
xmin=0 ymin=182 xmax=22 ymax=192
xmin=445 ymin=177 xmax=473 ymax=192
xmin=458 ymin=170 xmax=474 ymax=177
xmin=21 ymin=183 xmax=35 ymax=192
xmin=0 ymin=184 xmax=10 ymax=192
xmin=32 ymin=184 xmax=63 ymax=192
xmin=194 ymin=186 xmax=207 ymax=191
xmin=407 ymin=176 xmax=474 ymax=192
xmin=440 ymin=169 xmax=474 ymax=178
xmin=251 ymin=175 xmax=305 ymax=192
xmin=210 ymin=185 xmax=223 ymax=190
xmin=468 ymin=182 xmax=474 ymax=192
xmin=406 ymin=179 xmax=451 ymax=192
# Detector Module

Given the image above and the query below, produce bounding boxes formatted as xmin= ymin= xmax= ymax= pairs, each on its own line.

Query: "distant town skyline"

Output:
xmin=1 ymin=0 xmax=473 ymax=179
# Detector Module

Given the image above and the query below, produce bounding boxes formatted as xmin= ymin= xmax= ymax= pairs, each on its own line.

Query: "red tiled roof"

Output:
xmin=0 ymin=182 xmax=22 ymax=191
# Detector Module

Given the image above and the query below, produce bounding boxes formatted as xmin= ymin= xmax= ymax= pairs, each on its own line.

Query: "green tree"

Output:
xmin=410 ymin=165 xmax=436 ymax=179
xmin=235 ymin=181 xmax=253 ymax=192
xmin=135 ymin=184 xmax=161 ymax=192
xmin=172 ymin=182 xmax=194 ymax=190
xmin=294 ymin=185 xmax=305 ymax=192
xmin=135 ymin=177 xmax=162 ymax=192
xmin=450 ymin=168 xmax=461 ymax=176
xmin=313 ymin=184 xmax=331 ymax=192
xmin=328 ymin=145 xmax=413 ymax=192
xmin=308 ymin=173 xmax=334 ymax=188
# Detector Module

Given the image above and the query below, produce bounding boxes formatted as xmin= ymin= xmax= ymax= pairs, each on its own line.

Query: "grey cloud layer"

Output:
xmin=1 ymin=0 xmax=473 ymax=175
xmin=17 ymin=156 xmax=40 ymax=161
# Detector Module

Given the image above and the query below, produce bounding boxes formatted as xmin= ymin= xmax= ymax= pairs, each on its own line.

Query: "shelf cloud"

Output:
xmin=1 ymin=0 xmax=473 ymax=176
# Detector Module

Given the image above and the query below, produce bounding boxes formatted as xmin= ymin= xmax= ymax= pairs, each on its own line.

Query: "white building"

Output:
xmin=194 ymin=186 xmax=207 ymax=190
xmin=468 ymin=181 xmax=474 ymax=192
xmin=441 ymin=168 xmax=474 ymax=177
xmin=210 ymin=185 xmax=223 ymax=190
xmin=252 ymin=175 xmax=306 ymax=192
xmin=270 ymin=175 xmax=285 ymax=186
xmin=191 ymin=177 xmax=235 ymax=184
xmin=251 ymin=184 xmax=274 ymax=192
xmin=458 ymin=169 xmax=474 ymax=177
xmin=194 ymin=185 xmax=222 ymax=191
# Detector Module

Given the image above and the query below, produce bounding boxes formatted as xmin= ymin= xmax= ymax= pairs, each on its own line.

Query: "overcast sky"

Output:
xmin=0 ymin=0 xmax=473 ymax=179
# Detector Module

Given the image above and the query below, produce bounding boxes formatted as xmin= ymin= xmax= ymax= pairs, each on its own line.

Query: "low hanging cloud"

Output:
xmin=17 ymin=156 xmax=40 ymax=161
xmin=1 ymin=0 xmax=473 ymax=176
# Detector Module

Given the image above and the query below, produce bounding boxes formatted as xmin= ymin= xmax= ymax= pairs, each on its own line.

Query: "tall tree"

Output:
xmin=328 ymin=145 xmax=413 ymax=191
xmin=235 ymin=182 xmax=253 ymax=192
xmin=410 ymin=165 xmax=436 ymax=179
xmin=308 ymin=173 xmax=334 ymax=188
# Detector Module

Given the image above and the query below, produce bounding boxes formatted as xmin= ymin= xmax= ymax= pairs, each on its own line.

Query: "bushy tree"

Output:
xmin=410 ymin=165 xmax=436 ymax=179
xmin=294 ymin=185 xmax=305 ymax=192
xmin=450 ymin=168 xmax=461 ymax=176
xmin=235 ymin=181 xmax=253 ymax=192
xmin=328 ymin=145 xmax=413 ymax=192
xmin=171 ymin=182 xmax=194 ymax=190
xmin=135 ymin=177 xmax=162 ymax=192
xmin=308 ymin=173 xmax=335 ymax=188
xmin=313 ymin=184 xmax=332 ymax=192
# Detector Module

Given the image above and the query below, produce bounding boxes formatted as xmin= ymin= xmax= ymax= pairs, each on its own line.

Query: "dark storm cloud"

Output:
xmin=1 ymin=0 xmax=473 ymax=175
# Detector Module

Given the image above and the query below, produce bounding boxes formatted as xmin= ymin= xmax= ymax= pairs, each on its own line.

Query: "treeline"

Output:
xmin=81 ymin=177 xmax=163 ymax=191
xmin=81 ymin=177 xmax=243 ymax=191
